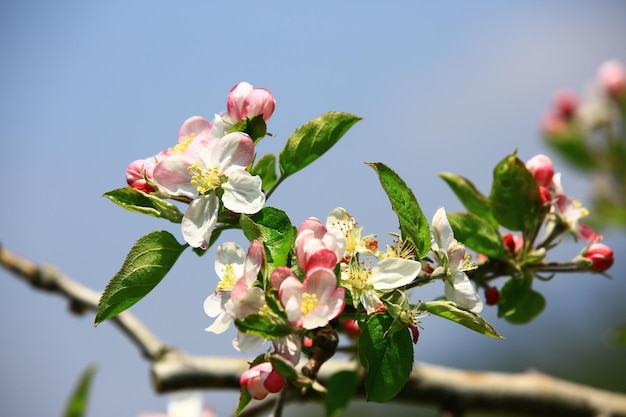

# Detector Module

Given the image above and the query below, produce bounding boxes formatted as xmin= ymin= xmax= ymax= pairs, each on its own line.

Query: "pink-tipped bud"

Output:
xmin=343 ymin=320 xmax=361 ymax=338
xmin=126 ymin=159 xmax=157 ymax=193
xmin=484 ymin=287 xmax=500 ymax=306
xmin=539 ymin=186 xmax=552 ymax=205
xmin=227 ymin=82 xmax=276 ymax=123
xmin=553 ymin=90 xmax=578 ymax=119
xmin=598 ymin=60 xmax=626 ymax=99
xmin=583 ymin=243 xmax=614 ymax=272
xmin=240 ymin=363 xmax=285 ymax=400
xmin=503 ymin=233 xmax=524 ymax=255
xmin=526 ymin=154 xmax=555 ymax=187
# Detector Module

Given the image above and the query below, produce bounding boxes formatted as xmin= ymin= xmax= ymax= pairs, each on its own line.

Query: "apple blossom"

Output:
xmin=204 ymin=241 xmax=266 ymax=352
xmin=431 ymin=207 xmax=483 ymax=312
xmin=582 ymin=243 xmax=614 ymax=272
xmin=240 ymin=362 xmax=285 ymax=400
xmin=227 ymin=82 xmax=276 ymax=123
xmin=341 ymin=256 xmax=422 ymax=314
xmin=551 ymin=173 xmax=601 ymax=242
xmin=152 ymin=131 xmax=265 ymax=249
xmin=326 ymin=207 xmax=379 ymax=258
xmin=279 ymin=267 xmax=345 ymax=329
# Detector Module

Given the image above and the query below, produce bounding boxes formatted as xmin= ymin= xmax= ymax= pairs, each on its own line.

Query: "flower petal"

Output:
xmin=152 ymin=155 xmax=197 ymax=197
xmin=178 ymin=115 xmax=212 ymax=140
xmin=221 ymin=170 xmax=265 ymax=213
xmin=432 ymin=207 xmax=455 ymax=251
xmin=215 ymin=242 xmax=245 ymax=279
xmin=181 ymin=194 xmax=219 ymax=249
xmin=209 ymin=131 xmax=255 ymax=173
xmin=445 ymin=272 xmax=483 ymax=313
xmin=370 ymin=258 xmax=422 ymax=290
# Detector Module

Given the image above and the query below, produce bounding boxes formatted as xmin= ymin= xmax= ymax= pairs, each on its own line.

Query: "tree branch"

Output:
xmin=3 ymin=242 xmax=626 ymax=417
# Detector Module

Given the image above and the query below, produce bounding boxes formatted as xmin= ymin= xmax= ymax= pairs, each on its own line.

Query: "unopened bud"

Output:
xmin=598 ymin=60 xmax=626 ymax=99
xmin=526 ymin=154 xmax=554 ymax=187
xmin=582 ymin=243 xmax=614 ymax=272
xmin=484 ymin=287 xmax=500 ymax=306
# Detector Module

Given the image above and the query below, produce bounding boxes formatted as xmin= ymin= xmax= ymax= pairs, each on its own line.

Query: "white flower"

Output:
xmin=153 ymin=132 xmax=265 ymax=249
xmin=326 ymin=207 xmax=379 ymax=258
xmin=431 ymin=207 xmax=483 ymax=312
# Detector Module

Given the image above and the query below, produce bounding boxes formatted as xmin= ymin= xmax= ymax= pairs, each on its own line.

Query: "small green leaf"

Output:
xmin=95 ymin=231 xmax=187 ymax=326
xmin=446 ymin=212 xmax=507 ymax=260
xmin=241 ymin=207 xmax=296 ymax=268
xmin=358 ymin=313 xmax=413 ymax=402
xmin=367 ymin=162 xmax=431 ymax=259
xmin=235 ymin=313 xmax=292 ymax=339
xmin=498 ymin=276 xmax=546 ymax=324
xmin=235 ymin=386 xmax=253 ymax=417
xmin=324 ymin=370 xmax=359 ymax=417
xmin=228 ymin=115 xmax=268 ymax=143
xmin=489 ymin=152 xmax=542 ymax=232
xmin=439 ymin=172 xmax=498 ymax=229
xmin=103 ymin=188 xmax=183 ymax=223
xmin=270 ymin=354 xmax=299 ymax=379
xmin=64 ymin=364 xmax=97 ymax=417
xmin=252 ymin=153 xmax=277 ymax=191
xmin=420 ymin=300 xmax=503 ymax=339
xmin=279 ymin=111 xmax=361 ymax=178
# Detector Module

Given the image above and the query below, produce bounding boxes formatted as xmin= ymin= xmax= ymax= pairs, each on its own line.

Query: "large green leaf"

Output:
xmin=439 ymin=172 xmax=498 ymax=229
xmin=358 ymin=314 xmax=413 ymax=402
xmin=446 ymin=212 xmax=507 ymax=260
xmin=240 ymin=207 xmax=296 ymax=268
xmin=324 ymin=370 xmax=359 ymax=417
xmin=63 ymin=364 xmax=97 ymax=417
xmin=103 ymin=187 xmax=183 ymax=223
xmin=420 ymin=300 xmax=503 ymax=339
xmin=367 ymin=162 xmax=431 ymax=259
xmin=498 ymin=276 xmax=546 ymax=324
xmin=278 ymin=112 xmax=361 ymax=178
xmin=95 ymin=231 xmax=187 ymax=326
xmin=489 ymin=152 xmax=542 ymax=232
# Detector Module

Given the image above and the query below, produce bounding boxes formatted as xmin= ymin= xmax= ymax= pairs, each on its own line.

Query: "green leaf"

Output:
xmin=252 ymin=153 xmax=277 ymax=191
xmin=498 ymin=276 xmax=546 ymax=324
xmin=228 ymin=114 xmax=268 ymax=143
xmin=235 ymin=313 xmax=292 ymax=339
xmin=240 ymin=207 xmax=296 ymax=268
xmin=358 ymin=314 xmax=413 ymax=402
xmin=278 ymin=111 xmax=361 ymax=178
xmin=270 ymin=354 xmax=299 ymax=379
xmin=446 ymin=212 xmax=507 ymax=260
xmin=367 ymin=162 xmax=431 ymax=259
xmin=489 ymin=152 xmax=542 ymax=232
xmin=235 ymin=386 xmax=253 ymax=417
xmin=103 ymin=188 xmax=183 ymax=223
xmin=420 ymin=300 xmax=503 ymax=339
xmin=63 ymin=364 xmax=97 ymax=417
xmin=324 ymin=370 xmax=359 ymax=417
xmin=545 ymin=127 xmax=596 ymax=170
xmin=439 ymin=172 xmax=498 ymax=229
xmin=95 ymin=231 xmax=187 ymax=326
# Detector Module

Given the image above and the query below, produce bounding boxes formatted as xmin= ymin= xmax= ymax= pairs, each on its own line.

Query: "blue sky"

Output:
xmin=2 ymin=2 xmax=626 ymax=416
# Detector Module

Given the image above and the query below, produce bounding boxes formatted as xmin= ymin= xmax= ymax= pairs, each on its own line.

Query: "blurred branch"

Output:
xmin=3 ymin=243 xmax=626 ymax=417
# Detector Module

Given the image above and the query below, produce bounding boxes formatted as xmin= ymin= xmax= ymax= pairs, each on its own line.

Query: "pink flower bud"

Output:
xmin=240 ymin=363 xmax=285 ymax=400
xmin=484 ymin=287 xmax=500 ymax=306
xmin=295 ymin=218 xmax=346 ymax=271
xmin=553 ymin=90 xmax=578 ymax=119
xmin=126 ymin=158 xmax=158 ymax=193
xmin=583 ymin=243 xmax=614 ymax=272
xmin=502 ymin=233 xmax=524 ymax=255
xmin=539 ymin=186 xmax=552 ymax=205
xmin=343 ymin=320 xmax=361 ymax=337
xmin=598 ymin=60 xmax=626 ymax=98
xmin=525 ymin=154 xmax=554 ymax=187
xmin=227 ymin=82 xmax=276 ymax=123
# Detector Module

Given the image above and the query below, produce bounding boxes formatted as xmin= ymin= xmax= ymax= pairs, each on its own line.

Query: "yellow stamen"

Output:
xmin=171 ymin=134 xmax=195 ymax=154
xmin=216 ymin=264 xmax=237 ymax=292
xmin=188 ymin=162 xmax=222 ymax=194
xmin=301 ymin=293 xmax=319 ymax=316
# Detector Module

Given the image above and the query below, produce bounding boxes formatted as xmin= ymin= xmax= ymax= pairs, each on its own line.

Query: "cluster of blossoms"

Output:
xmin=125 ymin=82 xmax=275 ymax=249
xmin=201 ymin=205 xmax=489 ymax=398
xmin=115 ymin=80 xmax=616 ymax=407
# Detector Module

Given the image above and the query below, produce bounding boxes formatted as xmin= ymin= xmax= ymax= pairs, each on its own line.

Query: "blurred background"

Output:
xmin=1 ymin=1 xmax=625 ymax=416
